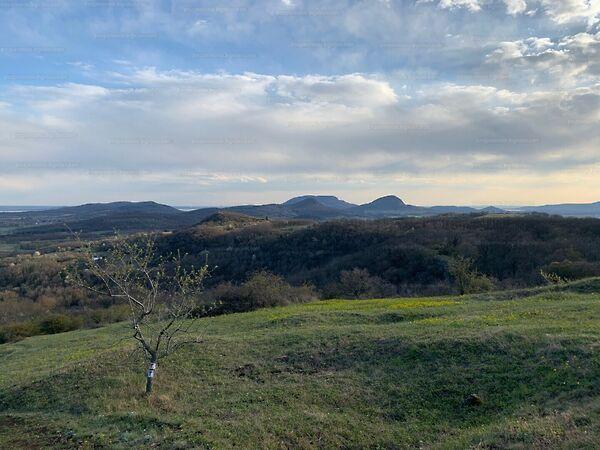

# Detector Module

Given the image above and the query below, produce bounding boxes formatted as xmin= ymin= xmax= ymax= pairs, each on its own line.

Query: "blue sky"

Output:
xmin=0 ymin=0 xmax=598 ymax=206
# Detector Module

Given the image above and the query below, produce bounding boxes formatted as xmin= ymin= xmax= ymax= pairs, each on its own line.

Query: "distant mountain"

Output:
xmin=283 ymin=195 xmax=357 ymax=210
xmin=345 ymin=197 xmax=508 ymax=218
xmin=2 ymin=197 xmax=599 ymax=239
xmin=479 ymin=206 xmax=507 ymax=214
xmin=360 ymin=195 xmax=406 ymax=210
xmin=73 ymin=201 xmax=182 ymax=218
xmin=0 ymin=201 xmax=185 ymax=234
xmin=286 ymin=198 xmax=345 ymax=219
xmin=348 ymin=195 xmax=422 ymax=217
xmin=516 ymin=202 xmax=600 ymax=218
xmin=8 ymin=201 xmax=180 ymax=220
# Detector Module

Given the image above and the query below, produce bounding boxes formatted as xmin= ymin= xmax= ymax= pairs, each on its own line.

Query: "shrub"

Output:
xmin=448 ymin=257 xmax=495 ymax=295
xmin=86 ymin=304 xmax=131 ymax=326
xmin=2 ymin=315 xmax=82 ymax=342
xmin=206 ymin=271 xmax=316 ymax=315
xmin=539 ymin=269 xmax=568 ymax=285
xmin=0 ymin=297 xmax=48 ymax=325
xmin=324 ymin=268 xmax=397 ymax=299
xmin=542 ymin=260 xmax=600 ymax=281
xmin=38 ymin=314 xmax=84 ymax=335
xmin=0 ymin=321 xmax=41 ymax=344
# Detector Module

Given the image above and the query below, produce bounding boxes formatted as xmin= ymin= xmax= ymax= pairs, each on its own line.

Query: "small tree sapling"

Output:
xmin=65 ymin=234 xmax=209 ymax=394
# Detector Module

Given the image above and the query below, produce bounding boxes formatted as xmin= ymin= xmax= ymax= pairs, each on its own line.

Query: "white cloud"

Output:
xmin=486 ymin=41 xmax=529 ymax=61
xmin=485 ymin=32 xmax=600 ymax=87
xmin=504 ymin=0 xmax=528 ymax=15
xmin=0 ymin=0 xmax=598 ymax=204
xmin=1 ymin=68 xmax=597 ymax=194
xmin=439 ymin=0 xmax=483 ymax=11
xmin=422 ymin=0 xmax=599 ymax=25
xmin=540 ymin=0 xmax=600 ymax=26
xmin=273 ymin=74 xmax=398 ymax=107
xmin=419 ymin=0 xmax=483 ymax=12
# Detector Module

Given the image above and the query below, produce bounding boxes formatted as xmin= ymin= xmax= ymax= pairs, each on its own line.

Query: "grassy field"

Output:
xmin=1 ymin=287 xmax=599 ymax=449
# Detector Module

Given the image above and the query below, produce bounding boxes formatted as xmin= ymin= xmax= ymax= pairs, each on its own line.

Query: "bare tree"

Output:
xmin=65 ymin=234 xmax=209 ymax=394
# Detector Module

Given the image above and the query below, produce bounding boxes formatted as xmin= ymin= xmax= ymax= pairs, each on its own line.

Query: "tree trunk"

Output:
xmin=145 ymin=358 xmax=157 ymax=394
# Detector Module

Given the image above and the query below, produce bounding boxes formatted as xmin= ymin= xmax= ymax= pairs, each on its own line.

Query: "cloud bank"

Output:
xmin=0 ymin=0 xmax=598 ymax=204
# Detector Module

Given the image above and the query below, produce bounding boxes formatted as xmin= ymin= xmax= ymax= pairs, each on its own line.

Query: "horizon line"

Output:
xmin=1 ymin=195 xmax=599 ymax=211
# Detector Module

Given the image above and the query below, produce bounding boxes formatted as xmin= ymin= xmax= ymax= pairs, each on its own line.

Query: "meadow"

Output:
xmin=1 ymin=282 xmax=599 ymax=449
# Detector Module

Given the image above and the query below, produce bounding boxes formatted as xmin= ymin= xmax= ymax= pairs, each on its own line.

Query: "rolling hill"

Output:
xmin=0 ymin=201 xmax=189 ymax=237
xmin=283 ymin=195 xmax=357 ymax=210
xmin=286 ymin=198 xmax=345 ymax=218
xmin=1 ymin=286 xmax=599 ymax=448
xmin=517 ymin=201 xmax=600 ymax=218
xmin=2 ymin=196 xmax=599 ymax=240
xmin=347 ymin=195 xmax=418 ymax=217
xmin=3 ymin=201 xmax=180 ymax=220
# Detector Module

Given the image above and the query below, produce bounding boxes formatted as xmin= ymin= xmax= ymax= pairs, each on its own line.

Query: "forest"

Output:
xmin=2 ymin=212 xmax=600 ymax=342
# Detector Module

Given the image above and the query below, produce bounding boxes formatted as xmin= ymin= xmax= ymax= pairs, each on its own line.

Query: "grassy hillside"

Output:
xmin=1 ymin=289 xmax=599 ymax=449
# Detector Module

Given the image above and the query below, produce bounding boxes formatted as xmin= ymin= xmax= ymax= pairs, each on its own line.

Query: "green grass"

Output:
xmin=1 ymin=290 xmax=599 ymax=449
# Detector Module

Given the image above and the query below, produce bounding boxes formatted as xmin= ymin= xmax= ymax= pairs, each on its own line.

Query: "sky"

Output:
xmin=0 ymin=0 xmax=599 ymax=206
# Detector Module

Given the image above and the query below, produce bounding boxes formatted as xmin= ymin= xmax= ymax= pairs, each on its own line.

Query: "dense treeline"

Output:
xmin=160 ymin=214 xmax=600 ymax=294
xmin=2 ymin=213 xmax=600 ymax=342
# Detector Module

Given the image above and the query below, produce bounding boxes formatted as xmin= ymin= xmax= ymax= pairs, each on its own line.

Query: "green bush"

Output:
xmin=38 ymin=314 xmax=84 ymax=335
xmin=206 ymin=271 xmax=316 ymax=315
xmin=542 ymin=260 xmax=600 ymax=281
xmin=0 ymin=321 xmax=41 ymax=344
xmin=0 ymin=308 xmax=126 ymax=344
xmin=86 ymin=304 xmax=130 ymax=326
xmin=0 ymin=315 xmax=85 ymax=344
xmin=448 ymin=257 xmax=495 ymax=295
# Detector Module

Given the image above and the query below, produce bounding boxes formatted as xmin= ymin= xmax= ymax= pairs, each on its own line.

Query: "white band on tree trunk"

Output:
xmin=147 ymin=362 xmax=157 ymax=378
